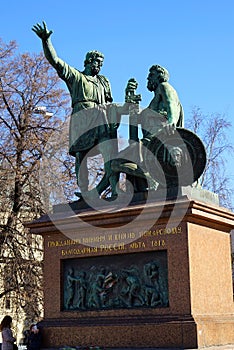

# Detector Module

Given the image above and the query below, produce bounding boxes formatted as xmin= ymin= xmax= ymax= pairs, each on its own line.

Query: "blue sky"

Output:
xmin=0 ymin=0 xmax=234 ymax=189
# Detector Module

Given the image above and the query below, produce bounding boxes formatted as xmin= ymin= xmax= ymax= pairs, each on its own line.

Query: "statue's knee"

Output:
xmin=111 ymin=159 xmax=119 ymax=172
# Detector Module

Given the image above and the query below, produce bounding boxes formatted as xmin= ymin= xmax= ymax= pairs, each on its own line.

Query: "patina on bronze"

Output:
xmin=32 ymin=22 xmax=206 ymax=198
xmin=63 ymin=251 xmax=168 ymax=311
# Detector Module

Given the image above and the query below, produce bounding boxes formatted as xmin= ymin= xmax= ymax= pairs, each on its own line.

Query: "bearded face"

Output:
xmin=169 ymin=147 xmax=183 ymax=167
xmin=147 ymin=70 xmax=159 ymax=91
xmin=90 ymin=57 xmax=103 ymax=76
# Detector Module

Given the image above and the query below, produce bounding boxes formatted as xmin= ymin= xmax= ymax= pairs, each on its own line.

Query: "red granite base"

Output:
xmin=27 ymin=196 xmax=234 ymax=349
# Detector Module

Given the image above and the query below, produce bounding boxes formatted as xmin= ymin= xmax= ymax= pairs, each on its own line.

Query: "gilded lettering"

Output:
xmin=142 ymin=230 xmax=151 ymax=237
xmin=82 ymin=235 xmax=105 ymax=244
xmin=151 ymin=240 xmax=166 ymax=247
xmin=130 ymin=241 xmax=146 ymax=249
xmin=114 ymin=233 xmax=126 ymax=240
xmin=99 ymin=243 xmax=125 ymax=252
xmin=48 ymin=238 xmax=81 ymax=248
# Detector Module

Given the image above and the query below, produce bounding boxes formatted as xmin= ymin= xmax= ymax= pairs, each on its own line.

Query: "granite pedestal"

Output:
xmin=27 ymin=194 xmax=234 ymax=349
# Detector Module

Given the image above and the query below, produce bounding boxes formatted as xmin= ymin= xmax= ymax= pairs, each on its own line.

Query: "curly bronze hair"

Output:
xmin=149 ymin=65 xmax=169 ymax=82
xmin=84 ymin=50 xmax=104 ymax=66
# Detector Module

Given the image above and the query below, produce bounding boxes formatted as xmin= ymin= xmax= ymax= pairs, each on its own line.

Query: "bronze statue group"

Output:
xmin=32 ymin=21 xmax=206 ymax=201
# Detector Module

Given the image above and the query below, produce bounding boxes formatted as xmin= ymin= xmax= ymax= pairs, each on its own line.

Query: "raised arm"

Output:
xmin=32 ymin=21 xmax=59 ymax=68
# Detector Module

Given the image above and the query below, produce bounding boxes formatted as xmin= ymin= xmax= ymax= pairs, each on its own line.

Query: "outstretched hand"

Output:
xmin=32 ymin=21 xmax=53 ymax=40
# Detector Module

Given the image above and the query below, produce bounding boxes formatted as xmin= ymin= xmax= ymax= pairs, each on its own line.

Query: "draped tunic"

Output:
xmin=42 ymin=39 xmax=114 ymax=156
